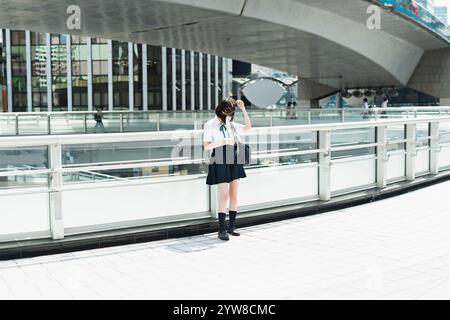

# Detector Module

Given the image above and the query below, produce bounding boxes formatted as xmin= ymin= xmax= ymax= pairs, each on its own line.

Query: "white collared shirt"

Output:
xmin=203 ymin=116 xmax=246 ymax=143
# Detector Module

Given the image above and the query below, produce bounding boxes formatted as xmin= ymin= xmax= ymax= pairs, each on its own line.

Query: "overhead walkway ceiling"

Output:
xmin=0 ymin=0 xmax=448 ymax=90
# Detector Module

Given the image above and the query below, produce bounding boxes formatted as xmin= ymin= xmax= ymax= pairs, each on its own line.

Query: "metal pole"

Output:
xmin=319 ymin=130 xmax=331 ymax=201
xmin=157 ymin=113 xmax=161 ymax=131
xmin=47 ymin=114 xmax=51 ymax=135
xmin=194 ymin=112 xmax=198 ymax=130
xmin=84 ymin=113 xmax=87 ymax=133
xmin=15 ymin=114 xmax=19 ymax=136
xmin=120 ymin=113 xmax=124 ymax=133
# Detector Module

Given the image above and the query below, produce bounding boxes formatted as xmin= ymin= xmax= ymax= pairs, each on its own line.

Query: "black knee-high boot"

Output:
xmin=218 ymin=212 xmax=229 ymax=241
xmin=227 ymin=210 xmax=240 ymax=236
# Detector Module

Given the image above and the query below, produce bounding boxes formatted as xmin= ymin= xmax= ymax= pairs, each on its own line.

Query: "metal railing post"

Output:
xmin=15 ymin=114 xmax=19 ymax=136
xmin=84 ymin=113 xmax=88 ymax=133
xmin=430 ymin=122 xmax=439 ymax=175
xmin=157 ymin=113 xmax=161 ymax=131
xmin=49 ymin=143 xmax=64 ymax=239
xmin=376 ymin=126 xmax=387 ymax=188
xmin=47 ymin=113 xmax=51 ymax=135
xmin=120 ymin=113 xmax=124 ymax=133
xmin=194 ymin=112 xmax=198 ymax=130
xmin=319 ymin=130 xmax=331 ymax=201
xmin=307 ymin=110 xmax=312 ymax=124
xmin=406 ymin=123 xmax=416 ymax=181
xmin=341 ymin=109 xmax=345 ymax=123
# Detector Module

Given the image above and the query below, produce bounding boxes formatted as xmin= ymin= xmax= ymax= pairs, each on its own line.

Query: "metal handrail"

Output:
xmin=1 ymin=115 xmax=450 ymax=148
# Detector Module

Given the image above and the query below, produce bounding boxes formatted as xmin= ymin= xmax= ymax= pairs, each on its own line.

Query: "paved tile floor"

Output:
xmin=2 ymin=180 xmax=450 ymax=299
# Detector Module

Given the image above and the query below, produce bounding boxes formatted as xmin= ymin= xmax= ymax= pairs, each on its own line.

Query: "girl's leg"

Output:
xmin=217 ymin=182 xmax=230 ymax=213
xmin=227 ymin=179 xmax=240 ymax=235
xmin=217 ymin=183 xmax=230 ymax=240
xmin=229 ymin=179 xmax=239 ymax=211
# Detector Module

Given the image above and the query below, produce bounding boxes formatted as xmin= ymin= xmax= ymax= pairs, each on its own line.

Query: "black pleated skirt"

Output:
xmin=206 ymin=144 xmax=247 ymax=185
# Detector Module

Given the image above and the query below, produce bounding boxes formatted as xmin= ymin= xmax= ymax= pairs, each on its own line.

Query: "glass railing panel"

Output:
xmin=159 ymin=112 xmax=195 ymax=131
xmin=62 ymin=139 xmax=193 ymax=166
xmin=0 ymin=173 xmax=49 ymax=189
xmin=0 ymin=115 xmax=18 ymax=136
xmin=0 ymin=146 xmax=49 ymax=189
xmin=0 ymin=146 xmax=49 ymax=171
xmin=416 ymin=123 xmax=430 ymax=148
xmin=62 ymin=163 xmax=208 ymax=184
xmin=271 ymin=109 xmax=309 ymax=126
xmin=251 ymin=131 xmax=318 ymax=168
xmin=439 ymin=121 xmax=450 ymax=144
xmin=16 ymin=114 xmax=49 ymax=135
xmin=50 ymin=113 xmax=87 ymax=134
xmin=310 ymin=109 xmax=341 ymax=124
xmin=331 ymin=128 xmax=376 ymax=147
xmin=122 ymin=112 xmax=158 ymax=132
xmin=387 ymin=125 xmax=405 ymax=141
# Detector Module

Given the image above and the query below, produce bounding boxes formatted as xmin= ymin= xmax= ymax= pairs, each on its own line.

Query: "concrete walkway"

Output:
xmin=1 ymin=179 xmax=450 ymax=299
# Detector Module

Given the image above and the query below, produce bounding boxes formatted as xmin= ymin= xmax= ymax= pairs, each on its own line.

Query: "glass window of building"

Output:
xmin=51 ymin=34 xmax=68 ymax=111
xmin=1 ymin=29 xmax=6 ymax=112
xmin=11 ymin=30 xmax=27 ymax=112
xmin=31 ymin=32 xmax=47 ymax=111
xmin=185 ymin=50 xmax=191 ymax=110
xmin=194 ymin=52 xmax=199 ymax=110
xmin=210 ymin=55 xmax=216 ymax=108
xmin=91 ymin=37 xmax=108 ymax=109
xmin=175 ymin=49 xmax=182 ymax=110
xmin=71 ymin=36 xmax=88 ymax=111
xmin=218 ymin=57 xmax=223 ymax=101
xmin=133 ymin=43 xmax=142 ymax=111
xmin=166 ymin=47 xmax=173 ymax=110
xmin=202 ymin=54 xmax=208 ymax=109
xmin=147 ymin=45 xmax=162 ymax=110
xmin=112 ymin=41 xmax=129 ymax=110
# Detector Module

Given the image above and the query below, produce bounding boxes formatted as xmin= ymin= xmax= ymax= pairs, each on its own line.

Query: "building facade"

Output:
xmin=0 ymin=29 xmax=232 ymax=113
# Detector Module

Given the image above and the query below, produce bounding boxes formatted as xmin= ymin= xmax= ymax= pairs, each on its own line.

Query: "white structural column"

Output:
xmin=128 ymin=42 xmax=134 ymax=111
xmin=430 ymin=122 xmax=439 ymax=175
xmin=214 ymin=56 xmax=219 ymax=107
xmin=46 ymin=33 xmax=52 ymax=112
xmin=376 ymin=126 xmax=387 ymax=188
xmin=142 ymin=44 xmax=148 ymax=111
xmin=87 ymin=37 xmax=93 ymax=111
xmin=181 ymin=49 xmax=186 ymax=110
xmin=228 ymin=58 xmax=233 ymax=100
xmin=49 ymin=144 xmax=64 ymax=239
xmin=162 ymin=47 xmax=167 ymax=111
xmin=319 ymin=130 xmax=331 ymax=201
xmin=406 ymin=123 xmax=417 ymax=181
xmin=199 ymin=53 xmax=203 ymax=110
xmin=66 ymin=35 xmax=73 ymax=111
xmin=222 ymin=57 xmax=227 ymax=99
xmin=25 ymin=31 xmax=32 ymax=112
xmin=172 ymin=48 xmax=176 ymax=111
xmin=207 ymin=54 xmax=211 ymax=110
xmin=190 ymin=51 xmax=195 ymax=110
xmin=107 ymin=40 xmax=113 ymax=111
xmin=5 ymin=29 xmax=12 ymax=112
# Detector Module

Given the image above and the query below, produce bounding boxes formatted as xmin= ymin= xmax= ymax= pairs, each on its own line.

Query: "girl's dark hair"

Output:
xmin=215 ymin=98 xmax=236 ymax=123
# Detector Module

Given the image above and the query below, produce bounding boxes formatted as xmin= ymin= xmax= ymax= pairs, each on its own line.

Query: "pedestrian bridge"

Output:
xmin=1 ymin=0 xmax=449 ymax=97
xmin=2 ymin=107 xmax=450 ymax=258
